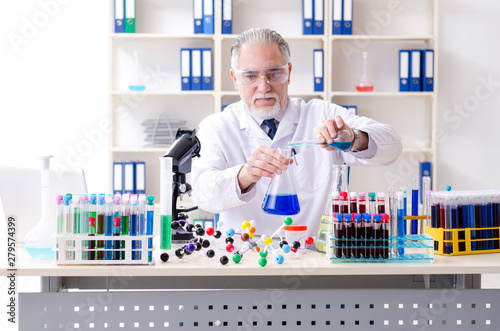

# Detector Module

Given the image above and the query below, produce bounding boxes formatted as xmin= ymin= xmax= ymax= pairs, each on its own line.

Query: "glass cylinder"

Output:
xmin=356 ymin=51 xmax=374 ymax=92
xmin=315 ymin=164 xmax=350 ymax=253
xmin=261 ymin=148 xmax=300 ymax=215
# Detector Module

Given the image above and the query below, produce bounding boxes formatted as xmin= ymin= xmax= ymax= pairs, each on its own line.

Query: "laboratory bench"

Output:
xmin=4 ymin=247 xmax=500 ymax=330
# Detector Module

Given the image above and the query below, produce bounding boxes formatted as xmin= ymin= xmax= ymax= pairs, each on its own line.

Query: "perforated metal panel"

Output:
xmin=20 ymin=289 xmax=500 ymax=330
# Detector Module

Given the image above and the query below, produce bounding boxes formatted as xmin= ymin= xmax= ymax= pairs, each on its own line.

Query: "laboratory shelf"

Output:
xmin=107 ymin=0 xmax=441 ymax=198
xmin=402 ymin=147 xmax=433 ymax=153
xmin=331 ymin=35 xmax=436 ymax=41
xmin=110 ymin=33 xmax=215 ymax=40
xmin=220 ymin=91 xmax=241 ymax=96
xmin=330 ymin=91 xmax=435 ymax=97
xmin=221 ymin=90 xmax=326 ymax=97
xmin=111 ymin=147 xmax=167 ymax=153
xmin=220 ymin=34 xmax=327 ymax=41
xmin=110 ymin=91 xmax=215 ymax=97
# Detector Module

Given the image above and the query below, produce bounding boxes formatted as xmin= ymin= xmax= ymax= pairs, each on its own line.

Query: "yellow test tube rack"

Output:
xmin=425 ymin=226 xmax=500 ymax=256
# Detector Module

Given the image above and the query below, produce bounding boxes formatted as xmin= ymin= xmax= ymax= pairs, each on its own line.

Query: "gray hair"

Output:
xmin=230 ymin=28 xmax=291 ymax=69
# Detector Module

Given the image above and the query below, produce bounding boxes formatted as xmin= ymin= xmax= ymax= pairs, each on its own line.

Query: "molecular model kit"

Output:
xmin=159 ymin=217 xmax=314 ymax=267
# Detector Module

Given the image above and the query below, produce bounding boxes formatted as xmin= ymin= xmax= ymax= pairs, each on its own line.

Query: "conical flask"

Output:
xmin=261 ymin=148 xmax=300 ymax=215
xmin=315 ymin=164 xmax=350 ymax=252
xmin=23 ymin=156 xmax=56 ymax=259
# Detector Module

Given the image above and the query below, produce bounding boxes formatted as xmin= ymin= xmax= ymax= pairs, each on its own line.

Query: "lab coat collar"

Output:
xmin=239 ymin=97 xmax=299 ymax=142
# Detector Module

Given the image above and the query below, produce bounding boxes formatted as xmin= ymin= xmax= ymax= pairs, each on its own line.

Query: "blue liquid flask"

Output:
xmin=129 ymin=51 xmax=146 ymax=91
xmin=288 ymin=129 xmax=352 ymax=151
xmin=23 ymin=156 xmax=57 ymax=260
xmin=262 ymin=148 xmax=300 ymax=215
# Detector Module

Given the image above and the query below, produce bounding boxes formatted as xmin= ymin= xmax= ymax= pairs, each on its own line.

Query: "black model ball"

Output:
xmin=160 ymin=253 xmax=169 ymax=262
xmin=220 ymin=255 xmax=229 ymax=265
xmin=175 ymin=249 xmax=185 ymax=258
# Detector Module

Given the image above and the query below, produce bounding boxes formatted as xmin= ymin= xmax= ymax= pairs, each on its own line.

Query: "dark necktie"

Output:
xmin=263 ymin=119 xmax=277 ymax=139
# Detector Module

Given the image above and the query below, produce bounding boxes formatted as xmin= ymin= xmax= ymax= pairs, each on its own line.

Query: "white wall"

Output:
xmin=437 ymin=0 xmax=500 ymax=190
xmin=1 ymin=0 xmax=499 ymax=192
xmin=0 ymin=0 xmax=109 ymax=193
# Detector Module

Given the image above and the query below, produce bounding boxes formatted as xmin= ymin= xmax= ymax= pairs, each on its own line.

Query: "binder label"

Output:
xmin=223 ymin=0 xmax=232 ymax=20
xmin=400 ymin=52 xmax=409 ymax=79
xmin=425 ymin=51 xmax=433 ymax=78
xmin=203 ymin=49 xmax=212 ymax=77
xmin=314 ymin=50 xmax=323 ymax=78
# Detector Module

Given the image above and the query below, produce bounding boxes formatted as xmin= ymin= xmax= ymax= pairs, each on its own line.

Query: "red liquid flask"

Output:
xmin=356 ymin=52 xmax=374 ymax=92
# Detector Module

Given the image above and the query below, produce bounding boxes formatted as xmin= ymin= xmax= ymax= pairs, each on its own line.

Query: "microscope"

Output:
xmin=159 ymin=129 xmax=201 ymax=248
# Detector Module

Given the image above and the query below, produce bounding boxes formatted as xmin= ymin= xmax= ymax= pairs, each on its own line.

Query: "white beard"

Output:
xmin=250 ymin=93 xmax=281 ymax=119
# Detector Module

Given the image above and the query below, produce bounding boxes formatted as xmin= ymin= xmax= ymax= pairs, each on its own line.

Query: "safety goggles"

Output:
xmin=233 ymin=64 xmax=289 ymax=87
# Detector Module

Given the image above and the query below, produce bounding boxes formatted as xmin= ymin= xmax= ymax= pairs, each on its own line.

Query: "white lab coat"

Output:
xmin=192 ymin=98 xmax=402 ymax=236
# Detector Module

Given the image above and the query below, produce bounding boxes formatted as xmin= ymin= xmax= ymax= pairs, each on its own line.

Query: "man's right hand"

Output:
xmin=237 ymin=145 xmax=288 ymax=191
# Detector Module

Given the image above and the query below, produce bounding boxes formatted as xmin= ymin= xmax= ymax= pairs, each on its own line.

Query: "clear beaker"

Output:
xmin=315 ymin=164 xmax=350 ymax=252
xmin=261 ymin=148 xmax=300 ymax=215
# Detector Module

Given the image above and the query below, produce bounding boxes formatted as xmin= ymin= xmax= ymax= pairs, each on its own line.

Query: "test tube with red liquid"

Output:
xmin=334 ymin=214 xmax=343 ymax=258
xmin=340 ymin=192 xmax=349 ymax=214
xmin=377 ymin=192 xmax=386 ymax=214
xmin=362 ymin=213 xmax=372 ymax=259
xmin=350 ymin=192 xmax=358 ymax=214
xmin=381 ymin=213 xmax=390 ymax=259
xmin=353 ymin=214 xmax=362 ymax=258
xmin=358 ymin=192 xmax=366 ymax=214
xmin=343 ymin=214 xmax=352 ymax=258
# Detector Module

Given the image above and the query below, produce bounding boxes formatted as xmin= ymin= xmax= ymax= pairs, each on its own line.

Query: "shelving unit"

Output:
xmin=108 ymin=0 xmax=438 ymax=203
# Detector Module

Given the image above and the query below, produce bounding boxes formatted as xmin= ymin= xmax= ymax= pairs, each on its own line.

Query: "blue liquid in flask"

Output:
xmin=288 ymin=140 xmax=351 ymax=151
xmin=329 ymin=141 xmax=351 ymax=151
xmin=262 ymin=194 xmax=300 ymax=215
xmin=24 ymin=246 xmax=55 ymax=260
xmin=129 ymin=85 xmax=146 ymax=91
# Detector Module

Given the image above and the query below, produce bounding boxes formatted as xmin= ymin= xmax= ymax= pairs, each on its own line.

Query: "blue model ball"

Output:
xmin=185 ymin=243 xmax=196 ymax=253
xmin=282 ymin=245 xmax=291 ymax=254
xmin=275 ymin=254 xmax=284 ymax=264
xmin=226 ymin=228 xmax=235 ymax=237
